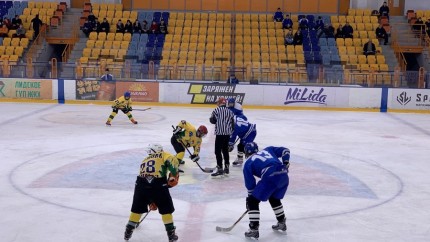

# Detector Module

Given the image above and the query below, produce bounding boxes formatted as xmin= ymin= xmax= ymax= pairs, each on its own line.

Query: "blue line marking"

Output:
xmin=380 ymin=87 xmax=388 ymax=112
xmin=58 ymin=79 xmax=65 ymax=104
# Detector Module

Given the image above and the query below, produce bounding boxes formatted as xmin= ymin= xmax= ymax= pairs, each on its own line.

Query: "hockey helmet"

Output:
xmin=216 ymin=97 xmax=226 ymax=106
xmin=146 ymin=143 xmax=163 ymax=155
xmin=227 ymin=98 xmax=235 ymax=107
xmin=244 ymin=142 xmax=259 ymax=158
xmin=124 ymin=91 xmax=131 ymax=99
xmin=196 ymin=125 xmax=208 ymax=138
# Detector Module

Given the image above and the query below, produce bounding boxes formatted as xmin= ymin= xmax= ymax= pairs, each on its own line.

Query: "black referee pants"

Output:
xmin=215 ymin=135 xmax=230 ymax=168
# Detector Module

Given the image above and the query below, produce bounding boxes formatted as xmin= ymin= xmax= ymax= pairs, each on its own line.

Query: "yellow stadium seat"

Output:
xmin=20 ymin=38 xmax=29 ymax=48
xmin=376 ymin=55 xmax=386 ymax=64
xmin=379 ymin=64 xmax=389 ymax=71
xmin=100 ymin=48 xmax=110 ymax=57
xmin=356 ymin=9 xmax=364 ymax=16
xmin=11 ymin=38 xmax=20 ymax=47
xmin=79 ymin=57 xmax=88 ymax=64
xmin=0 ymin=46 xmax=5 ymax=55
xmin=100 ymin=4 xmax=108 ymax=11
xmin=3 ymin=37 xmax=11 ymax=46
xmin=112 ymin=41 xmax=121 ymax=49
xmin=358 ymin=55 xmax=367 ymax=64
xmin=353 ymin=38 xmax=362 ymax=47
xmin=94 ymin=40 xmax=104 ymax=48
xmin=336 ymin=38 xmax=345 ymax=46
xmin=91 ymin=49 xmax=101 ymax=58
xmin=104 ymin=40 xmax=113 ymax=49
xmin=367 ymin=55 xmax=376 ymax=64
xmin=123 ymin=33 xmax=131 ymax=41
xmin=98 ymin=32 xmax=107 ymax=41
xmin=106 ymin=33 xmax=115 ymax=41
xmin=114 ymin=33 xmax=123 ymax=41
xmin=349 ymin=55 xmax=358 ymax=64
xmin=82 ymin=48 xmax=91 ymax=57
xmin=347 ymin=46 xmax=356 ymax=55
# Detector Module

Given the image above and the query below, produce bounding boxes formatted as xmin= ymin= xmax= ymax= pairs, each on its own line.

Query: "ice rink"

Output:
xmin=1 ymin=102 xmax=430 ymax=242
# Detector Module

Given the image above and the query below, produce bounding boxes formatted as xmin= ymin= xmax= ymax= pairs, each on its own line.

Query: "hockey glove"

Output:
xmin=149 ymin=202 xmax=158 ymax=211
xmin=209 ymin=116 xmax=217 ymax=124
xmin=172 ymin=126 xmax=182 ymax=134
xmin=228 ymin=143 xmax=234 ymax=152
xmin=167 ymin=173 xmax=179 ymax=187
xmin=190 ymin=154 xmax=200 ymax=162
xmin=128 ymin=106 xmax=132 ymax=112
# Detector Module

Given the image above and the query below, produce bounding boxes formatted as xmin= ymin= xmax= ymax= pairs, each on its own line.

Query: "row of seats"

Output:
xmin=82 ymin=48 xmax=127 ymax=59
xmin=414 ymin=10 xmax=430 ymax=18
xmin=0 ymin=37 xmax=29 ymax=48
xmin=90 ymin=3 xmax=123 ymax=11
xmin=347 ymin=9 xmax=375 ymax=16
xmin=331 ymin=15 xmax=378 ymax=24
xmin=0 ymin=45 xmax=24 ymax=56
xmin=88 ymin=32 xmax=132 ymax=41
xmin=86 ymin=40 xmax=130 ymax=50
xmin=91 ymin=10 xmax=137 ymax=20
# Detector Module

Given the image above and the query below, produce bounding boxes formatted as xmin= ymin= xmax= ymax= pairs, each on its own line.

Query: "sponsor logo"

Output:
xmin=396 ymin=91 xmax=411 ymax=105
xmin=129 ymin=83 xmax=149 ymax=97
xmin=284 ymin=87 xmax=327 ymax=105
xmin=187 ymin=83 xmax=245 ymax=104
xmin=0 ymin=81 xmax=4 ymax=97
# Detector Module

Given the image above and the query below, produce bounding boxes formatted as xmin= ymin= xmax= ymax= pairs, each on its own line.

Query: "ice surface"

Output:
xmin=1 ymin=103 xmax=430 ymax=242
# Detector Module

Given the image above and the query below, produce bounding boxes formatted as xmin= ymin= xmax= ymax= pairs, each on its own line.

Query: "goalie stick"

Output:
xmin=172 ymin=125 xmax=214 ymax=173
xmin=216 ymin=210 xmax=248 ymax=232
xmin=133 ymin=108 xmax=151 ymax=111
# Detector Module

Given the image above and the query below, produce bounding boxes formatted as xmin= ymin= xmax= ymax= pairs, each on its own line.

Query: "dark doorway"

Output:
xmin=51 ymin=44 xmax=67 ymax=62
xmin=403 ymin=53 xmax=420 ymax=88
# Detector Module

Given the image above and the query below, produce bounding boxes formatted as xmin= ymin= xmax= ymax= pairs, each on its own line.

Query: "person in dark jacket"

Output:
xmin=363 ymin=39 xmax=376 ymax=56
xmin=375 ymin=24 xmax=389 ymax=45
xmin=227 ymin=74 xmax=239 ymax=84
xmin=379 ymin=2 xmax=390 ymax=19
xmin=342 ymin=22 xmax=354 ymax=38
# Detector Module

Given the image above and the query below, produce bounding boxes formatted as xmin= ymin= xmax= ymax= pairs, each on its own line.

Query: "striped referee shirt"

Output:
xmin=210 ymin=105 xmax=234 ymax=135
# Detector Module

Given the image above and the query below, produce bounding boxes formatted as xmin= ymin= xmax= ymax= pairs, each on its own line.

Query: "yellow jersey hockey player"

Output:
xmin=106 ymin=91 xmax=138 ymax=125
xmin=124 ymin=143 xmax=180 ymax=242
xmin=171 ymin=120 xmax=208 ymax=165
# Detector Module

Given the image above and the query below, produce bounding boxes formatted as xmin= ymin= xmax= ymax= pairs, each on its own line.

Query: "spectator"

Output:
xmin=124 ymin=20 xmax=133 ymax=33
xmin=315 ymin=16 xmax=324 ymax=31
xmin=0 ymin=24 xmax=8 ymax=37
xmin=141 ymin=20 xmax=149 ymax=34
xmin=100 ymin=18 xmax=110 ymax=33
xmin=413 ymin=17 xmax=425 ymax=34
xmin=87 ymin=12 xmax=97 ymax=24
xmin=159 ymin=19 xmax=168 ymax=34
xmin=13 ymin=24 xmax=26 ymax=38
xmin=150 ymin=20 xmax=158 ymax=34
xmin=298 ymin=16 xmax=309 ymax=30
xmin=342 ymin=22 xmax=354 ymax=38
xmin=426 ymin=18 xmax=430 ymax=37
xmin=92 ymin=20 xmax=101 ymax=33
xmin=3 ymin=17 xmax=12 ymax=29
xmin=335 ymin=24 xmax=344 ymax=39
xmin=30 ymin=14 xmax=43 ymax=38
xmin=116 ymin=19 xmax=125 ymax=33
xmin=363 ymin=39 xmax=376 ymax=56
xmin=293 ymin=29 xmax=303 ymax=45
xmin=11 ymin=15 xmax=22 ymax=29
xmin=273 ymin=8 xmax=284 ymax=22
xmin=101 ymin=68 xmax=114 ymax=81
xmin=379 ymin=2 xmax=390 ymax=20
xmin=375 ymin=24 xmax=389 ymax=45
xmin=318 ymin=23 xmax=335 ymax=38
xmin=284 ymin=28 xmax=294 ymax=45
xmin=282 ymin=14 xmax=293 ymax=29
xmin=81 ymin=19 xmax=92 ymax=37
xmin=133 ymin=19 xmax=142 ymax=33
xmin=227 ymin=73 xmax=239 ymax=84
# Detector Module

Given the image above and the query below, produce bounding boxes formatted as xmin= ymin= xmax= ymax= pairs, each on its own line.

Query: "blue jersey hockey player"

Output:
xmin=242 ymin=142 xmax=290 ymax=239
xmin=227 ymin=98 xmax=246 ymax=120
xmin=228 ymin=115 xmax=257 ymax=166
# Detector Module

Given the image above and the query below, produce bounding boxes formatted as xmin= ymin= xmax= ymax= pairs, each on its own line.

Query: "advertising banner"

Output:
xmin=390 ymin=89 xmax=430 ymax=110
xmin=116 ymin=82 xmax=159 ymax=102
xmin=187 ymin=83 xmax=246 ymax=104
xmin=0 ymin=79 xmax=52 ymax=99
xmin=76 ymin=80 xmax=159 ymax=102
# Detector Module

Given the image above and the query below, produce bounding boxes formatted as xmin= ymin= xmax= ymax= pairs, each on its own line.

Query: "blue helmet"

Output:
xmin=124 ymin=91 xmax=131 ymax=99
xmin=227 ymin=98 xmax=235 ymax=107
xmin=244 ymin=142 xmax=258 ymax=157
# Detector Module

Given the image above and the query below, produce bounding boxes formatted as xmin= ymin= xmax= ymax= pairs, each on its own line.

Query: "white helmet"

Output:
xmin=145 ymin=143 xmax=163 ymax=155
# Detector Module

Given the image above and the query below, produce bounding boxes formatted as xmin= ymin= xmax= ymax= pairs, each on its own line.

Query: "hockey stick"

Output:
xmin=133 ymin=108 xmax=151 ymax=111
xmin=216 ymin=210 xmax=249 ymax=232
xmin=136 ymin=210 xmax=150 ymax=228
xmin=172 ymin=125 xmax=214 ymax=173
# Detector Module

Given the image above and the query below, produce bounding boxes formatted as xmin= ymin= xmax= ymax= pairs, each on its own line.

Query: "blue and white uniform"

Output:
xmin=229 ymin=116 xmax=256 ymax=147
xmin=227 ymin=98 xmax=247 ymax=120
xmin=243 ymin=146 xmax=290 ymax=201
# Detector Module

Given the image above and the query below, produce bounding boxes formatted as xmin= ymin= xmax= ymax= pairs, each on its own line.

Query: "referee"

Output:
xmin=209 ymin=97 xmax=235 ymax=177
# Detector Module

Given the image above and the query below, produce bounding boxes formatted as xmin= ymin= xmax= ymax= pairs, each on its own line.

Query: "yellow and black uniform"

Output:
xmin=171 ymin=120 xmax=203 ymax=164
xmin=125 ymin=145 xmax=179 ymax=241
xmin=106 ymin=91 xmax=137 ymax=125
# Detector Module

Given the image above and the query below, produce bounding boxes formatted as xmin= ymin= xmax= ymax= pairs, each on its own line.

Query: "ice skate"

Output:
xmin=244 ymin=228 xmax=259 ymax=239
xmin=131 ymin=119 xmax=138 ymax=124
xmin=211 ymin=166 xmax=224 ymax=177
xmin=224 ymin=164 xmax=229 ymax=174
xmin=167 ymin=227 xmax=178 ymax=242
xmin=106 ymin=121 xmax=111 ymax=126
xmin=124 ymin=223 xmax=136 ymax=241
xmin=232 ymin=157 xmax=243 ymax=166
xmin=272 ymin=218 xmax=287 ymax=231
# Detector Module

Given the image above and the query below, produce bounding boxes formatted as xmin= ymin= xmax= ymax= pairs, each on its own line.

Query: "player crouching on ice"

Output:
xmin=106 ymin=91 xmax=138 ymax=125
xmin=124 ymin=144 xmax=180 ymax=242
xmin=243 ymin=142 xmax=290 ymax=239
xmin=171 ymin=120 xmax=208 ymax=165
xmin=228 ymin=115 xmax=257 ymax=166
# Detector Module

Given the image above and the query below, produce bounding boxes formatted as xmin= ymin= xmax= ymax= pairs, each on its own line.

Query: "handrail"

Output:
xmin=26 ymin=24 xmax=47 ymax=60
xmin=390 ymin=26 xmax=408 ymax=72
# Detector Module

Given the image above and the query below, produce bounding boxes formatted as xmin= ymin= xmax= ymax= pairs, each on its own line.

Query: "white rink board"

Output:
xmin=389 ymin=88 xmax=430 ymax=110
